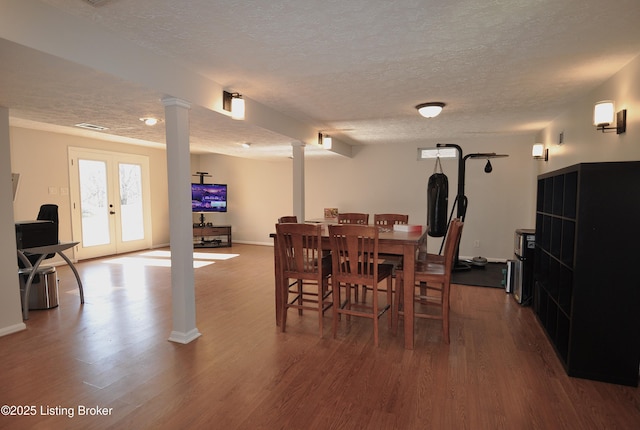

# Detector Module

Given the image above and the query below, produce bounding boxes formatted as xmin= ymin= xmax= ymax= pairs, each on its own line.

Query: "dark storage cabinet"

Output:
xmin=533 ymin=162 xmax=640 ymax=386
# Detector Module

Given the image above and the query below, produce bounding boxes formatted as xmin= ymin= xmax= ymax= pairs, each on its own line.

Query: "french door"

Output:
xmin=68 ymin=147 xmax=152 ymax=260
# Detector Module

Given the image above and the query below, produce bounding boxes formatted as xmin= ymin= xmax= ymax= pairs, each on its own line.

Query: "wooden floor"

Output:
xmin=1 ymin=244 xmax=639 ymax=429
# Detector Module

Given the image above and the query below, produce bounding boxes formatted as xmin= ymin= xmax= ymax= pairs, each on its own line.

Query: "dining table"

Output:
xmin=271 ymin=220 xmax=428 ymax=350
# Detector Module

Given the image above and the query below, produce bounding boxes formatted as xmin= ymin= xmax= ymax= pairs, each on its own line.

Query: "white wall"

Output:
xmin=0 ymin=107 xmax=25 ymax=336
xmin=536 ymin=54 xmax=640 ymax=170
xmin=10 ymin=127 xmax=171 ymax=256
xmin=305 ymin=138 xmax=537 ymax=260
xmin=196 ymin=153 xmax=293 ymax=244
xmin=196 ymin=135 xmax=537 ymax=261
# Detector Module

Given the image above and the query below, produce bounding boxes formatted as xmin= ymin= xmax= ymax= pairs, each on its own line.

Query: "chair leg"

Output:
xmin=318 ymin=278 xmax=330 ymax=338
xmin=333 ymin=282 xmax=340 ymax=339
xmin=386 ymin=276 xmax=393 ymax=329
xmin=281 ymin=294 xmax=288 ymax=333
xmin=392 ymin=273 xmax=403 ymax=336
xmin=419 ymin=282 xmax=428 ymax=304
xmin=297 ymin=280 xmax=303 ymax=316
xmin=443 ymin=283 xmax=450 ymax=344
xmin=318 ymin=286 xmax=323 ymax=339
xmin=373 ymin=312 xmax=379 ymax=347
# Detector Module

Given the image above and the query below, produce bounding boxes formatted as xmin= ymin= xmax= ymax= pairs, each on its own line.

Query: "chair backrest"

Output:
xmin=36 ymin=204 xmax=59 ymax=261
xmin=37 ymin=204 xmax=59 ymax=225
xmin=328 ymin=224 xmax=380 ymax=285
xmin=441 ymin=220 xmax=464 ymax=276
xmin=278 ymin=215 xmax=298 ymax=223
xmin=276 ymin=222 xmax=326 ymax=280
xmin=337 ymin=212 xmax=369 ymax=225
xmin=374 ymin=214 xmax=408 ymax=227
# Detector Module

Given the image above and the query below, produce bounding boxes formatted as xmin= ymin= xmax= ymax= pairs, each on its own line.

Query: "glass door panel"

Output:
xmin=69 ymin=147 xmax=152 ymax=260
xmin=119 ymin=163 xmax=144 ymax=242
xmin=79 ymin=159 xmax=112 ymax=247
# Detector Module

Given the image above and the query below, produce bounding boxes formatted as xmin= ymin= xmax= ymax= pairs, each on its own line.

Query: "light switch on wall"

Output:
xmin=48 ymin=186 xmax=58 ymax=195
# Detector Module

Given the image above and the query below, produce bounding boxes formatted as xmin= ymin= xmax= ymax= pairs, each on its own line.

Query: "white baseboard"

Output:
xmin=233 ymin=240 xmax=273 ymax=247
xmin=168 ymin=328 xmax=201 ymax=344
xmin=0 ymin=322 xmax=27 ymax=338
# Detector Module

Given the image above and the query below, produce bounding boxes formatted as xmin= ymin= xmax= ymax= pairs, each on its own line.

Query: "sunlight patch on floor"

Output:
xmin=101 ymin=250 xmax=239 ymax=268
xmin=142 ymin=250 xmax=239 ymax=261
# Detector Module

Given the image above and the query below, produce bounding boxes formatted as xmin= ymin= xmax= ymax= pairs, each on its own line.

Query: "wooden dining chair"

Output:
xmin=392 ymin=219 xmax=463 ymax=344
xmin=276 ymin=222 xmax=332 ymax=337
xmin=328 ymin=224 xmax=394 ymax=347
xmin=373 ymin=213 xmax=408 ymax=229
xmin=356 ymin=213 xmax=410 ymax=302
xmin=337 ymin=213 xmax=369 ymax=225
xmin=277 ymin=216 xmax=301 ymax=298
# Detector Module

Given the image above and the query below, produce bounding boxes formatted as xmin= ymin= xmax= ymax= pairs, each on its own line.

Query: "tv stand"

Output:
xmin=193 ymin=224 xmax=232 ymax=248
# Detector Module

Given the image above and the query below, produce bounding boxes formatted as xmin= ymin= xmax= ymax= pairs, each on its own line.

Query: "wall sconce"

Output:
xmin=416 ymin=102 xmax=445 ymax=118
xmin=223 ymin=91 xmax=245 ymax=120
xmin=532 ymin=143 xmax=548 ymax=161
xmin=318 ymin=132 xmax=332 ymax=149
xmin=593 ymin=100 xmax=626 ymax=134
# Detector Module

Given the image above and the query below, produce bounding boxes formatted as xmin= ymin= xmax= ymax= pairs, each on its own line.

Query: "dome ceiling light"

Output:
xmin=416 ymin=102 xmax=446 ymax=118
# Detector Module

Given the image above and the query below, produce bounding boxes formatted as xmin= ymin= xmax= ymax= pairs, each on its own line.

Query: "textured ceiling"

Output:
xmin=2 ymin=0 xmax=640 ymax=159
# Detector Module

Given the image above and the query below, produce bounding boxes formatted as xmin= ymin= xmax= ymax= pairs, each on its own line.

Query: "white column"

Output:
xmin=162 ymin=97 xmax=201 ymax=344
xmin=291 ymin=142 xmax=305 ymax=222
xmin=0 ymin=106 xmax=26 ymax=335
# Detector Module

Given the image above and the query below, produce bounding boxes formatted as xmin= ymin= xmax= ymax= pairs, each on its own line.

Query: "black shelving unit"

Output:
xmin=533 ymin=161 xmax=640 ymax=386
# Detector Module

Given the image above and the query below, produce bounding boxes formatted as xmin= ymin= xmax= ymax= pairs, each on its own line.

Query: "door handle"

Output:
xmin=109 ymin=211 xmax=116 ymax=215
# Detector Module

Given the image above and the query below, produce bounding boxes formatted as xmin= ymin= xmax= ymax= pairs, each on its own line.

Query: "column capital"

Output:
xmin=162 ymin=97 xmax=191 ymax=109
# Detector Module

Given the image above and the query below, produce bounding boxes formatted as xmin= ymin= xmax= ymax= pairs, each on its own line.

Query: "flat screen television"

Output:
xmin=192 ymin=183 xmax=227 ymax=212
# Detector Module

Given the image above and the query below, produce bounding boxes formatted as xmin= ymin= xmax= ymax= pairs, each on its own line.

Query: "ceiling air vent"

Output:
xmin=74 ymin=123 xmax=109 ymax=131
xmin=84 ymin=0 xmax=112 ymax=6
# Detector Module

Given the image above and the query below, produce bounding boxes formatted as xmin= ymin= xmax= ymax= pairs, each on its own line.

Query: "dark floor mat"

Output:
xmin=452 ymin=262 xmax=507 ymax=288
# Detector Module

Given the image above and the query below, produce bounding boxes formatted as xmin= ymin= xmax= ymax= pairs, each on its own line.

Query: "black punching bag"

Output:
xmin=427 ymin=158 xmax=448 ymax=237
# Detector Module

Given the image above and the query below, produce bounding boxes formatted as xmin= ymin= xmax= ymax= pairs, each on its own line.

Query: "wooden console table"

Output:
xmin=193 ymin=225 xmax=232 ymax=248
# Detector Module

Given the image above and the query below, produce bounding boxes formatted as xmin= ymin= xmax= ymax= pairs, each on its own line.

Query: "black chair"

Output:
xmin=28 ymin=204 xmax=59 ymax=264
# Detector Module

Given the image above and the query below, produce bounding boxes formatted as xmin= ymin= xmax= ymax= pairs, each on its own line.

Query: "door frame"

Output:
xmin=68 ymin=147 xmax=152 ymax=260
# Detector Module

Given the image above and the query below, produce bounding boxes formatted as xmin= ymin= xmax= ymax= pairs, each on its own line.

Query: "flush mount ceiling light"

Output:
xmin=593 ymin=100 xmax=626 ymax=134
xmin=241 ymin=142 xmax=251 ymax=149
xmin=223 ymin=91 xmax=245 ymax=120
xmin=139 ymin=117 xmax=160 ymax=126
xmin=416 ymin=102 xmax=446 ymax=118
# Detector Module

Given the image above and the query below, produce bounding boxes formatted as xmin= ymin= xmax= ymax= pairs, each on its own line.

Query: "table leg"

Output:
xmin=57 ymin=251 xmax=84 ymax=304
xmin=22 ymin=254 xmax=47 ymax=320
xmin=403 ymin=243 xmax=415 ymax=350
xmin=273 ymin=235 xmax=282 ymax=326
